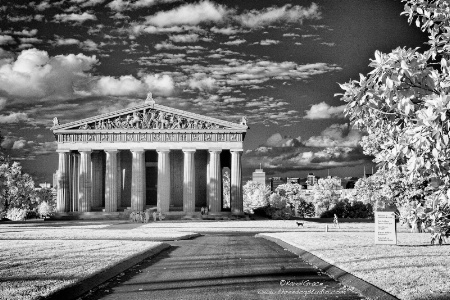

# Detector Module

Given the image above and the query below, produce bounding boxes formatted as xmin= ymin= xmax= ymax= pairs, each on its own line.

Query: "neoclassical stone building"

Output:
xmin=52 ymin=98 xmax=247 ymax=218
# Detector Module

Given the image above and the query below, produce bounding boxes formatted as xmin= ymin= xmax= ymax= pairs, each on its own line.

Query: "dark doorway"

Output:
xmin=145 ymin=151 xmax=158 ymax=206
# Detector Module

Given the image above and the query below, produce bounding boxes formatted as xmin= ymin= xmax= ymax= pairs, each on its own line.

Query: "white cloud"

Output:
xmin=188 ymin=76 xmax=216 ymax=91
xmin=304 ymin=101 xmax=346 ymax=119
xmin=145 ymin=1 xmax=229 ymax=27
xmin=19 ymin=37 xmax=42 ymax=44
xmin=259 ymin=39 xmax=279 ymax=46
xmin=154 ymin=41 xmax=183 ymax=50
xmin=303 ymin=124 xmax=363 ymax=148
xmin=93 ymin=73 xmax=175 ymax=96
xmin=0 ymin=48 xmax=98 ymax=99
xmin=55 ymin=38 xmax=80 ymax=46
xmin=237 ymin=3 xmax=321 ymax=28
xmin=54 ymin=12 xmax=97 ymax=23
xmin=108 ymin=0 xmax=177 ymax=11
xmin=283 ymin=33 xmax=300 ymax=37
xmin=169 ymin=34 xmax=199 ymax=43
xmin=211 ymin=26 xmax=239 ymax=35
xmin=0 ymin=112 xmax=29 ymax=123
xmin=143 ymin=74 xmax=175 ymax=96
xmin=266 ymin=133 xmax=301 ymax=147
xmin=0 ymin=35 xmax=15 ymax=45
xmin=12 ymin=139 xmax=27 ymax=149
xmin=223 ymin=39 xmax=246 ymax=46
xmin=81 ymin=39 xmax=99 ymax=51
xmin=35 ymin=1 xmax=51 ymax=11
xmin=13 ymin=29 xmax=38 ymax=36
xmin=94 ymin=75 xmax=146 ymax=96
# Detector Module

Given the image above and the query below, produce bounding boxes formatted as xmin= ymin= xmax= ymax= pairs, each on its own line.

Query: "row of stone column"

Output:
xmin=56 ymin=149 xmax=243 ymax=214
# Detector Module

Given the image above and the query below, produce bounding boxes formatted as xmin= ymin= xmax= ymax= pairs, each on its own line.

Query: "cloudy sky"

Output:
xmin=0 ymin=0 xmax=428 ymax=183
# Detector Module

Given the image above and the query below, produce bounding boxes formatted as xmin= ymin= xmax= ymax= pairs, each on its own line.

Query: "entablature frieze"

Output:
xmin=55 ymin=131 xmax=244 ymax=144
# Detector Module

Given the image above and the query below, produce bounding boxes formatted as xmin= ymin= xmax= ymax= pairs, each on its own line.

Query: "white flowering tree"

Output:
xmin=0 ymin=161 xmax=36 ymax=218
xmin=275 ymin=183 xmax=303 ymax=217
xmin=242 ymin=181 xmax=271 ymax=214
xmin=337 ymin=0 xmax=450 ymax=215
xmin=312 ymin=177 xmax=342 ymax=217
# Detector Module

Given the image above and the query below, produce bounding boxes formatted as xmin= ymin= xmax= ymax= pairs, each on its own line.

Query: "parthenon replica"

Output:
xmin=52 ymin=98 xmax=248 ymax=219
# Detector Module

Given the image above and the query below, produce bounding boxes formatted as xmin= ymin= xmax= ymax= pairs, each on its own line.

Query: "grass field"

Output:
xmin=0 ymin=240 xmax=163 ymax=300
xmin=0 ymin=219 xmax=447 ymax=300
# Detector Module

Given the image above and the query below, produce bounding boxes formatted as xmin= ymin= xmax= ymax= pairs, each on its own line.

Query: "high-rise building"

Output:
xmin=252 ymin=168 xmax=266 ymax=186
xmin=307 ymin=173 xmax=319 ymax=189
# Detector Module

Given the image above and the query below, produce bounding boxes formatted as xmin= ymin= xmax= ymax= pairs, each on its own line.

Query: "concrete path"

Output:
xmin=81 ymin=233 xmax=363 ymax=300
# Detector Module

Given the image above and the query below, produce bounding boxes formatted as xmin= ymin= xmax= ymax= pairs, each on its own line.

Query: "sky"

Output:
xmin=0 ymin=0 xmax=429 ymax=183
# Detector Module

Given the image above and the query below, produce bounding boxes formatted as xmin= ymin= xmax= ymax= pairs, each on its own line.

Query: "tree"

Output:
xmin=312 ymin=177 xmax=342 ymax=217
xmin=243 ymin=181 xmax=270 ymax=214
xmin=337 ymin=0 xmax=450 ymax=213
xmin=0 ymin=161 xmax=37 ymax=217
xmin=275 ymin=183 xmax=303 ymax=216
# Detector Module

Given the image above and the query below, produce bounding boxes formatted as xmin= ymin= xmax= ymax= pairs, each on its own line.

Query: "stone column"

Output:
xmin=78 ymin=150 xmax=92 ymax=212
xmin=183 ymin=149 xmax=196 ymax=214
xmin=91 ymin=151 xmax=103 ymax=208
xmin=71 ymin=153 xmax=80 ymax=212
xmin=157 ymin=149 xmax=171 ymax=213
xmin=131 ymin=149 xmax=145 ymax=211
xmin=56 ymin=150 xmax=70 ymax=213
xmin=105 ymin=150 xmax=118 ymax=212
xmin=206 ymin=153 xmax=210 ymax=209
xmin=231 ymin=150 xmax=243 ymax=214
xmin=209 ymin=149 xmax=222 ymax=213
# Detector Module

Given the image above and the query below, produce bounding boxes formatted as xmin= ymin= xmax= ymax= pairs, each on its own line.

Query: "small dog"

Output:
xmin=296 ymin=222 xmax=303 ymax=227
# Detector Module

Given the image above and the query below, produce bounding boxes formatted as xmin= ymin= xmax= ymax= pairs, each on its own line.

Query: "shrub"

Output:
xmin=38 ymin=201 xmax=54 ymax=218
xmin=320 ymin=199 xmax=373 ymax=219
xmin=297 ymin=199 xmax=315 ymax=218
xmin=6 ymin=208 xmax=27 ymax=221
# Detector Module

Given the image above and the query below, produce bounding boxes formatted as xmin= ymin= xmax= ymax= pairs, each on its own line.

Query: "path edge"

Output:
xmin=256 ymin=234 xmax=399 ymax=300
xmin=44 ymin=243 xmax=171 ymax=300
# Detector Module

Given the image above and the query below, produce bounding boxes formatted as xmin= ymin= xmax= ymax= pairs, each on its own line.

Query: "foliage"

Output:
xmin=38 ymin=201 xmax=54 ymax=218
xmin=264 ymin=193 xmax=294 ymax=219
xmin=36 ymin=188 xmax=56 ymax=207
xmin=6 ymin=208 xmax=27 ymax=221
xmin=312 ymin=177 xmax=342 ymax=217
xmin=243 ymin=181 xmax=270 ymax=214
xmin=275 ymin=183 xmax=303 ymax=205
xmin=337 ymin=0 xmax=450 ymax=208
xmin=296 ymin=198 xmax=315 ymax=218
xmin=0 ymin=161 xmax=37 ymax=216
xmin=320 ymin=199 xmax=374 ymax=219
xmin=337 ymin=1 xmax=450 ymax=243
xmin=353 ymin=168 xmax=430 ymax=211
xmin=222 ymin=169 xmax=230 ymax=209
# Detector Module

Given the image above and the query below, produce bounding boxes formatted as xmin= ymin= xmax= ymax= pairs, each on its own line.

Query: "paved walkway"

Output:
xmin=81 ymin=233 xmax=363 ymax=300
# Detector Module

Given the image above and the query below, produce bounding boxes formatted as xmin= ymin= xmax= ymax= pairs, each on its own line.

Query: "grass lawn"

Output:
xmin=259 ymin=230 xmax=450 ymax=300
xmin=0 ymin=220 xmax=198 ymax=240
xmin=0 ymin=240 xmax=163 ymax=300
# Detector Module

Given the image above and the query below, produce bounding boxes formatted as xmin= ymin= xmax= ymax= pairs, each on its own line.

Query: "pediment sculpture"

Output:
xmin=77 ymin=108 xmax=224 ymax=130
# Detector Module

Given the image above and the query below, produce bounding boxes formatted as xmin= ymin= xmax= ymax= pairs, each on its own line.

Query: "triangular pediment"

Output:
xmin=52 ymin=103 xmax=247 ymax=131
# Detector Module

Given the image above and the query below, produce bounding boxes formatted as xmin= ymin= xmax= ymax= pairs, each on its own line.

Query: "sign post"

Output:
xmin=375 ymin=211 xmax=397 ymax=245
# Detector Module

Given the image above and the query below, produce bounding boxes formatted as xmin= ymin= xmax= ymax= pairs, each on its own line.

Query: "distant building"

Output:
xmin=287 ymin=177 xmax=299 ymax=184
xmin=39 ymin=182 xmax=52 ymax=189
xmin=270 ymin=177 xmax=286 ymax=191
xmin=252 ymin=168 xmax=266 ymax=186
xmin=306 ymin=173 xmax=319 ymax=189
